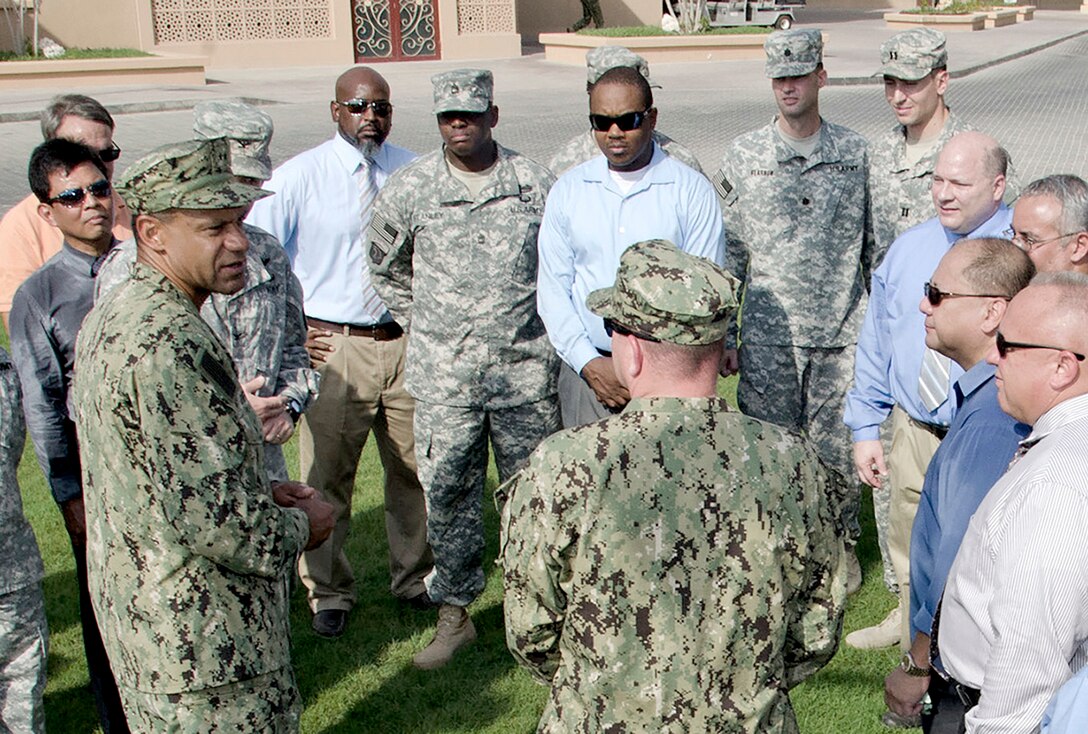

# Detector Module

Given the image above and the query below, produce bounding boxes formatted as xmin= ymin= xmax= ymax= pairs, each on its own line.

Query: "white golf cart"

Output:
xmin=704 ymin=0 xmax=804 ymax=30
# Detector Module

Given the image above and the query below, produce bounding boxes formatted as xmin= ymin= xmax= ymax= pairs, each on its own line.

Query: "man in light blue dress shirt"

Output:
xmin=537 ymin=66 xmax=725 ymax=427
xmin=246 ymin=66 xmax=431 ymax=639
xmin=844 ymin=131 xmax=1012 ymax=652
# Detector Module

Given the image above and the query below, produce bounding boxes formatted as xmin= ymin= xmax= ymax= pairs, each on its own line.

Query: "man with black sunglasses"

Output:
xmin=0 ymin=94 xmax=132 ymax=331
xmin=370 ymin=68 xmax=559 ymax=671
xmin=8 ymin=138 xmax=129 ymax=732
xmin=934 ymin=272 xmax=1088 ymax=733
xmin=538 ymin=65 xmax=724 ymax=428
xmin=247 ymin=66 xmax=430 ymax=640
xmin=880 ymin=238 xmax=1033 ymax=732
xmin=713 ymin=28 xmax=872 ymax=596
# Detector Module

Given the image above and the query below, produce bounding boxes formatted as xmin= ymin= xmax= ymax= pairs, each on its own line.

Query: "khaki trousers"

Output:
xmin=886 ymin=406 xmax=942 ymax=648
xmin=297 ymin=331 xmax=432 ymax=611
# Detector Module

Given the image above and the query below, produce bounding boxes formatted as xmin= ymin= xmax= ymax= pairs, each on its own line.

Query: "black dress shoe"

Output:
xmin=403 ymin=590 xmax=438 ymax=611
xmin=312 ymin=609 xmax=347 ymax=638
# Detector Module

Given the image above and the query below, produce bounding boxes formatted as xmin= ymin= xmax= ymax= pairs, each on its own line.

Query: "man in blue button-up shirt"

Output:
xmin=844 ymin=131 xmax=1012 ymax=651
xmin=881 ymin=238 xmax=1033 ymax=728
xmin=537 ymin=66 xmax=725 ymax=428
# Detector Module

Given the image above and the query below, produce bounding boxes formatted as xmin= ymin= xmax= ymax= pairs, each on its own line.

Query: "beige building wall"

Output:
xmin=36 ymin=0 xmax=148 ymax=50
xmin=519 ymin=0 xmax=660 ymax=43
xmin=438 ymin=0 xmax=521 ymax=60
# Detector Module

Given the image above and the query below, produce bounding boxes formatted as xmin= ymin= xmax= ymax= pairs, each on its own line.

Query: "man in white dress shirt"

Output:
xmin=246 ymin=66 xmax=432 ymax=638
xmin=937 ymin=272 xmax=1088 ymax=733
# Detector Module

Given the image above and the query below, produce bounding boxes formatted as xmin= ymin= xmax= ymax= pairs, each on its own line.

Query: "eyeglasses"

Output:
xmin=97 ymin=142 xmax=122 ymax=163
xmin=924 ymin=282 xmax=1010 ymax=307
xmin=335 ymin=99 xmax=393 ymax=117
xmin=589 ymin=108 xmax=652 ymax=133
xmin=1002 ymin=227 xmax=1082 ymax=252
xmin=603 ymin=318 xmax=660 ymax=343
xmin=996 ymin=332 xmax=1085 ymax=361
xmin=46 ymin=179 xmax=112 ymax=207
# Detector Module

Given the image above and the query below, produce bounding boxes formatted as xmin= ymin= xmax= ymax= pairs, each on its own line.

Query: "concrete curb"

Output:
xmin=828 ymin=25 xmax=1088 ymax=86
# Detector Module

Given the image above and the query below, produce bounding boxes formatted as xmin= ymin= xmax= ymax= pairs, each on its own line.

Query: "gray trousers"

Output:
xmin=557 ymin=361 xmax=621 ymax=429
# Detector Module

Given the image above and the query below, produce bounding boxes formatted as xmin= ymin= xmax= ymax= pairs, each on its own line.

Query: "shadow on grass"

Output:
xmin=44 ymin=677 xmax=98 ymax=734
xmin=41 ymin=566 xmax=81 ymax=637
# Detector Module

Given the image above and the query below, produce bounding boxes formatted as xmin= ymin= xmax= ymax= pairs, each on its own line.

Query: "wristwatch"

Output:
xmin=286 ymin=398 xmax=303 ymax=423
xmin=900 ymin=651 xmax=931 ymax=677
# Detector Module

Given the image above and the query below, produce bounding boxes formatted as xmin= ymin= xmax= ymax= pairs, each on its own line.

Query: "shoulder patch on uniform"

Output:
xmin=370 ymin=211 xmax=396 ymax=265
xmin=199 ymin=349 xmax=237 ymax=398
xmin=711 ymin=170 xmax=733 ymax=200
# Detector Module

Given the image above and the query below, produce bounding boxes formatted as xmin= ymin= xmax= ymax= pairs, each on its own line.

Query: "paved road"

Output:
xmin=1 ymin=11 xmax=1086 ymax=209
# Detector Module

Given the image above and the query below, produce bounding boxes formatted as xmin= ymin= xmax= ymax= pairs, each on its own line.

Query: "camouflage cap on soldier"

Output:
xmin=192 ymin=100 xmax=274 ymax=181
xmin=877 ymin=28 xmax=947 ymax=81
xmin=586 ymin=239 xmax=740 ymax=346
xmin=764 ymin=29 xmax=823 ymax=79
xmin=432 ymin=69 xmax=493 ymax=114
xmin=116 ymin=138 xmax=271 ymax=215
xmin=585 ymin=45 xmax=652 ymax=85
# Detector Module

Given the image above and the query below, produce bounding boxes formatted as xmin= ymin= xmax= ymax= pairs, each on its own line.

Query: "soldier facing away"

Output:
xmin=73 ymin=138 xmax=334 ymax=731
xmin=501 ymin=239 xmax=846 ymax=733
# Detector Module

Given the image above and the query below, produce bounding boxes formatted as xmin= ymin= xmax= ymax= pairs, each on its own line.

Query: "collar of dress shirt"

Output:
xmin=1024 ymin=392 xmax=1088 ymax=446
xmin=330 ymin=132 xmax=391 ymax=176
xmin=582 ymin=141 xmax=669 ymax=185
xmin=953 ymin=360 xmax=996 ymax=409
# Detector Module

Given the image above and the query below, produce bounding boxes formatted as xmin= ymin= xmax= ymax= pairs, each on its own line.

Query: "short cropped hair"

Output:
xmin=959 ymin=237 xmax=1035 ymax=298
xmin=41 ymin=94 xmax=114 ymax=140
xmin=1020 ymin=175 xmax=1088 ymax=237
xmin=590 ymin=66 xmax=654 ymax=110
xmin=28 ymin=139 xmax=108 ymax=203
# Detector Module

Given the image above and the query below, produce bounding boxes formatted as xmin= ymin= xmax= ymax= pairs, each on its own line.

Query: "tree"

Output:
xmin=1 ymin=0 xmax=42 ymax=56
xmin=666 ymin=0 xmax=708 ymax=34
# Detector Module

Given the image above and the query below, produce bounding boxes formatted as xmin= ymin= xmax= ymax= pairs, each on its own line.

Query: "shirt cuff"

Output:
xmin=50 ymin=475 xmax=83 ymax=505
xmin=569 ymin=341 xmax=605 ymax=376
xmin=852 ymin=426 xmax=880 ymax=442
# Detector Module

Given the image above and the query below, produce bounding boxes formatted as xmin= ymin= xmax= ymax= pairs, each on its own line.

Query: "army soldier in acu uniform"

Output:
xmin=500 ymin=240 xmax=846 ymax=734
xmin=370 ymin=69 xmax=560 ymax=670
xmin=73 ymin=138 xmax=334 ymax=732
xmin=714 ymin=29 xmax=872 ymax=588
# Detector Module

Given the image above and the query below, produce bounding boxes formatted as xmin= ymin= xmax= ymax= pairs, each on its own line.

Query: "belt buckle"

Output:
xmin=954 ymin=684 xmax=977 ymax=709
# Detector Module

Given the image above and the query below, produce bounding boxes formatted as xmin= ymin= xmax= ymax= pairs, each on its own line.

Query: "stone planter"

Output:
xmin=539 ymin=31 xmax=788 ymax=65
xmin=884 ymin=11 xmax=986 ymax=31
xmin=983 ymin=8 xmax=1019 ymax=27
xmin=1016 ymin=5 xmax=1035 ymax=20
xmin=0 ymin=53 xmax=206 ymax=91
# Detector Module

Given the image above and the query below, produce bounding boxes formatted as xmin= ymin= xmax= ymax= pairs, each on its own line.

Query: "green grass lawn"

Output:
xmin=0 ymin=48 xmax=150 ymax=62
xmin=1 ymin=325 xmax=906 ymax=733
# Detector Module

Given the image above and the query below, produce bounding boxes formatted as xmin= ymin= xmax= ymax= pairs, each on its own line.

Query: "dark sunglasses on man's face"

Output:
xmin=589 ymin=108 xmax=651 ymax=133
xmin=337 ymin=99 xmax=393 ymax=117
xmin=603 ymin=318 xmax=660 ymax=343
xmin=923 ymin=282 xmax=1009 ymax=307
xmin=98 ymin=142 xmax=122 ymax=163
xmin=995 ymin=332 xmax=1086 ymax=361
xmin=47 ymin=179 xmax=112 ymax=207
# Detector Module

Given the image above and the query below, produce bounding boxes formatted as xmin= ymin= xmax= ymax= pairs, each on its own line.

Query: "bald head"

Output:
xmin=990 ymin=272 xmax=1088 ymax=424
xmin=331 ymin=66 xmax=392 ymax=155
xmin=932 ymin=131 xmax=1007 ymax=234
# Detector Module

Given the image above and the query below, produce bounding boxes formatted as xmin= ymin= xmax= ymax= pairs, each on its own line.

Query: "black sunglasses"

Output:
xmin=336 ymin=99 xmax=393 ymax=117
xmin=97 ymin=142 xmax=121 ymax=163
xmin=47 ymin=179 xmax=111 ymax=207
xmin=589 ymin=108 xmax=652 ymax=133
xmin=996 ymin=332 xmax=1085 ymax=361
xmin=603 ymin=318 xmax=660 ymax=343
xmin=924 ymin=282 xmax=1010 ymax=307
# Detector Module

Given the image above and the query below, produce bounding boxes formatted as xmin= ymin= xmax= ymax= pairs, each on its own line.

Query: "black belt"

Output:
xmin=908 ymin=415 xmax=949 ymax=440
xmin=306 ymin=317 xmax=403 ymax=341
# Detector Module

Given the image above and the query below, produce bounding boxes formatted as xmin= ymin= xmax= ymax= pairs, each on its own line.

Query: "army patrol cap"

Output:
xmin=432 ymin=69 xmax=493 ymax=114
xmin=585 ymin=45 xmax=652 ymax=85
xmin=192 ymin=100 xmax=274 ymax=181
xmin=878 ymin=28 xmax=947 ymax=81
xmin=764 ymin=29 xmax=823 ymax=79
xmin=117 ymin=137 xmax=271 ymax=215
xmin=587 ymin=239 xmax=740 ymax=346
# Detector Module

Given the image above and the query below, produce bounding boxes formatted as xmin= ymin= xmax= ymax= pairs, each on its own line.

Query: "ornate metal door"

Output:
xmin=352 ymin=0 xmax=440 ymax=62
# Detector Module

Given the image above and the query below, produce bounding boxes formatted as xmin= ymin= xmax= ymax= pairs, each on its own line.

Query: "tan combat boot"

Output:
xmin=412 ymin=604 xmax=477 ymax=670
xmin=845 ymin=606 xmax=901 ymax=650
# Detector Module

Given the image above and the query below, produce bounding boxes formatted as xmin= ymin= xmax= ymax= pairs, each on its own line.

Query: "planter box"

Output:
xmin=0 ymin=53 xmax=206 ymax=91
xmin=983 ymin=8 xmax=1019 ymax=27
xmin=884 ymin=11 xmax=986 ymax=31
xmin=1016 ymin=4 xmax=1035 ymax=20
xmin=539 ymin=31 xmax=787 ymax=65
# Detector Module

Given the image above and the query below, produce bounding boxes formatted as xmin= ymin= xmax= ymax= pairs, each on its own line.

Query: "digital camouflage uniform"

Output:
xmin=95 ymin=224 xmax=319 ymax=483
xmin=713 ymin=32 xmax=872 ymax=538
xmin=73 ymin=139 xmax=310 ymax=732
xmin=500 ymin=240 xmax=846 ymax=734
xmin=549 ymin=45 xmax=704 ymax=177
xmin=369 ymin=70 xmax=560 ymax=608
xmin=0 ymin=347 xmax=47 ymax=734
